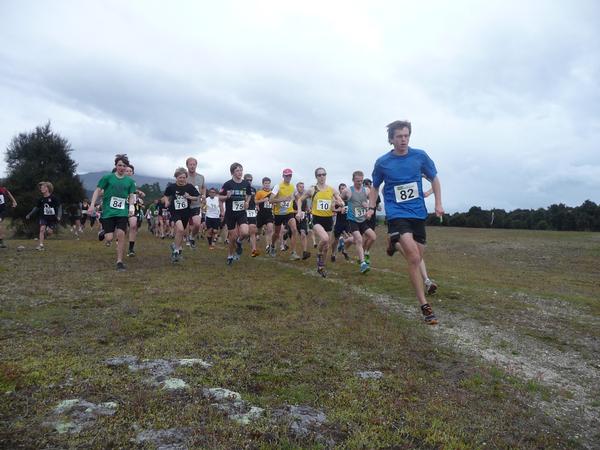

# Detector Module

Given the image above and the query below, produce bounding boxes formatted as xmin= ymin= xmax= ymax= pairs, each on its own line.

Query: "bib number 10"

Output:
xmin=394 ymin=182 xmax=419 ymax=203
xmin=317 ymin=199 xmax=331 ymax=211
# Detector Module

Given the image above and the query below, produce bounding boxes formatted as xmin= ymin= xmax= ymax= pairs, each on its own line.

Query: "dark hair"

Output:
xmin=262 ymin=176 xmax=271 ymax=183
xmin=230 ymin=162 xmax=242 ymax=174
xmin=314 ymin=167 xmax=326 ymax=177
xmin=114 ymin=153 xmax=130 ymax=166
xmin=386 ymin=120 xmax=412 ymax=143
xmin=128 ymin=164 xmax=135 ymax=174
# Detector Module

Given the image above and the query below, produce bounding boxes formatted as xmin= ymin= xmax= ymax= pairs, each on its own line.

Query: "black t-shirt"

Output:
xmin=220 ymin=179 xmax=252 ymax=215
xmin=163 ymin=183 xmax=200 ymax=214
xmin=37 ymin=195 xmax=61 ymax=217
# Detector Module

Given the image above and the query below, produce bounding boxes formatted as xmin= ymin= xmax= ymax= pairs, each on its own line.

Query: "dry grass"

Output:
xmin=1 ymin=226 xmax=598 ymax=448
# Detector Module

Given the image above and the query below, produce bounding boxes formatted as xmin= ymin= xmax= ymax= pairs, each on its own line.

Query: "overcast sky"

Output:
xmin=1 ymin=0 xmax=599 ymax=212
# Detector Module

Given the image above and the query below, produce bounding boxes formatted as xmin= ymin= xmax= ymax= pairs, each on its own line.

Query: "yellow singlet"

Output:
xmin=273 ymin=182 xmax=295 ymax=216
xmin=311 ymin=186 xmax=334 ymax=217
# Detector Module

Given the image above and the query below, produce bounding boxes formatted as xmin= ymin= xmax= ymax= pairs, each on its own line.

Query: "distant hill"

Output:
xmin=78 ymin=171 xmax=224 ymax=195
xmin=78 ymin=171 xmax=172 ymax=192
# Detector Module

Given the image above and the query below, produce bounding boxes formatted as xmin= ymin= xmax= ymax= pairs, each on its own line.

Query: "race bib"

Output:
xmin=43 ymin=205 xmax=55 ymax=215
xmin=232 ymin=200 xmax=245 ymax=211
xmin=110 ymin=196 xmax=126 ymax=210
xmin=354 ymin=207 xmax=367 ymax=218
xmin=174 ymin=197 xmax=188 ymax=210
xmin=316 ymin=199 xmax=331 ymax=211
xmin=0 ymin=195 xmax=4 ymax=205
xmin=246 ymin=209 xmax=257 ymax=218
xmin=280 ymin=200 xmax=290 ymax=211
xmin=394 ymin=182 xmax=419 ymax=203
xmin=264 ymin=200 xmax=272 ymax=209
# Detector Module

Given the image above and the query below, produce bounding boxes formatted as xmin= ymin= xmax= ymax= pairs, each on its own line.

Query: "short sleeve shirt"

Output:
xmin=97 ymin=172 xmax=136 ymax=219
xmin=163 ymin=183 xmax=200 ymax=213
xmin=37 ymin=195 xmax=61 ymax=218
xmin=371 ymin=147 xmax=437 ymax=220
xmin=220 ymin=179 xmax=252 ymax=215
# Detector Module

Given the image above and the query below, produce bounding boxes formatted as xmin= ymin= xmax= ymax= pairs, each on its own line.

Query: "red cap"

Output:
xmin=282 ymin=168 xmax=293 ymax=176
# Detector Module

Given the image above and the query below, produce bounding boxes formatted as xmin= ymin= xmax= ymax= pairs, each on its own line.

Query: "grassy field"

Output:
xmin=0 ymin=226 xmax=598 ymax=449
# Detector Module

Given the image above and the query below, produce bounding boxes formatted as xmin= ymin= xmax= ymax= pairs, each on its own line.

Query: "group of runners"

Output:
xmin=1 ymin=120 xmax=444 ymax=324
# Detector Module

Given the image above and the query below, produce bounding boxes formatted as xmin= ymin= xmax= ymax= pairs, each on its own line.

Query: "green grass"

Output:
xmin=0 ymin=226 xmax=598 ymax=448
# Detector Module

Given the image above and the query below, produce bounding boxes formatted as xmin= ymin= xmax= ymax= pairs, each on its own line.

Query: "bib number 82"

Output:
xmin=394 ymin=182 xmax=419 ymax=203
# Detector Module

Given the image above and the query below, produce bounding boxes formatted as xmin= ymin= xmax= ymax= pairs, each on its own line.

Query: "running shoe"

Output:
xmin=289 ymin=252 xmax=301 ymax=261
xmin=421 ymin=303 xmax=438 ymax=325
xmin=302 ymin=251 xmax=311 ymax=260
xmin=98 ymin=230 xmax=105 ymax=241
xmin=251 ymin=249 xmax=259 ymax=257
xmin=386 ymin=239 xmax=397 ymax=256
xmin=317 ymin=255 xmax=327 ymax=278
xmin=36 ymin=244 xmax=45 ymax=251
xmin=236 ymin=239 xmax=243 ymax=256
xmin=269 ymin=247 xmax=277 ymax=257
xmin=209 ymin=245 xmax=216 ymax=250
xmin=190 ymin=239 xmax=196 ymax=249
xmin=0 ymin=242 xmax=7 ymax=249
xmin=226 ymin=256 xmax=234 ymax=266
xmin=127 ymin=250 xmax=136 ymax=257
xmin=425 ymin=279 xmax=438 ymax=296
xmin=331 ymin=254 xmax=336 ymax=263
xmin=360 ymin=261 xmax=370 ymax=274
xmin=116 ymin=261 xmax=126 ymax=272
xmin=364 ymin=253 xmax=370 ymax=264
xmin=313 ymin=243 xmax=317 ymax=248
xmin=342 ymin=250 xmax=350 ymax=261
xmin=337 ymin=238 xmax=345 ymax=253
xmin=171 ymin=250 xmax=180 ymax=263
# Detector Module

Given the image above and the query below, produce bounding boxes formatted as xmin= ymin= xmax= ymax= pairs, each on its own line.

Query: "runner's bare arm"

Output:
xmin=430 ymin=176 xmax=444 ymax=217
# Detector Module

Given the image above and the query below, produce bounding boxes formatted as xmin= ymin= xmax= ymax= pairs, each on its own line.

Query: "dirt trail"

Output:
xmin=276 ymin=261 xmax=599 ymax=449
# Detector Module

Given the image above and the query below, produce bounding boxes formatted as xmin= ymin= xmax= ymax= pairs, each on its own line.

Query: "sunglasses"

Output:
xmin=316 ymin=173 xmax=327 ymax=177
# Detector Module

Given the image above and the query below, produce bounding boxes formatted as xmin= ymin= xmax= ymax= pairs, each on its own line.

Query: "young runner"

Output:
xmin=341 ymin=170 xmax=377 ymax=273
xmin=243 ymin=173 xmax=260 ymax=257
xmin=162 ymin=167 xmax=201 ymax=262
xmin=125 ymin=164 xmax=145 ymax=257
xmin=255 ymin=177 xmax=275 ymax=255
xmin=88 ymin=154 xmax=137 ymax=271
xmin=297 ymin=168 xmax=344 ymax=277
xmin=0 ymin=186 xmax=17 ymax=248
xmin=26 ymin=182 xmax=61 ymax=251
xmin=331 ymin=183 xmax=351 ymax=262
xmin=185 ymin=157 xmax=206 ymax=249
xmin=219 ymin=162 xmax=252 ymax=265
xmin=295 ymin=182 xmax=311 ymax=260
xmin=270 ymin=168 xmax=301 ymax=260
xmin=367 ymin=120 xmax=444 ymax=324
xmin=204 ymin=187 xmax=222 ymax=249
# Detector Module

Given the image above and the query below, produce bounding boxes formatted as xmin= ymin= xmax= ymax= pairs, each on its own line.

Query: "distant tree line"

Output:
xmin=425 ymin=201 xmax=600 ymax=231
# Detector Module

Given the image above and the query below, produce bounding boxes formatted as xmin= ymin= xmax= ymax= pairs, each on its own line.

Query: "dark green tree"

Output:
xmin=138 ymin=182 xmax=163 ymax=203
xmin=3 ymin=122 xmax=84 ymax=236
